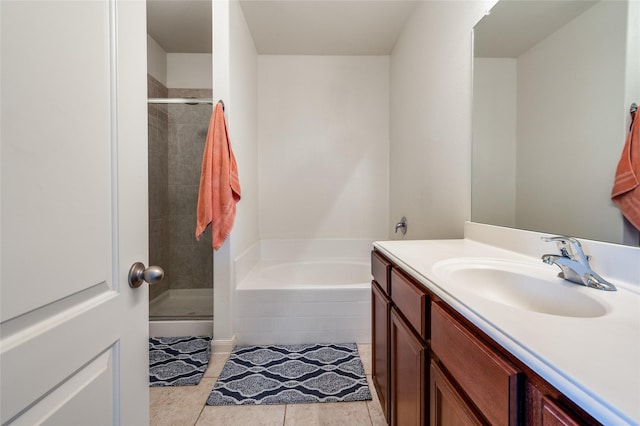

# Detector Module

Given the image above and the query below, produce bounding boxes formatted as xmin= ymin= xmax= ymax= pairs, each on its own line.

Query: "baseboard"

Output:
xmin=212 ymin=335 xmax=236 ymax=354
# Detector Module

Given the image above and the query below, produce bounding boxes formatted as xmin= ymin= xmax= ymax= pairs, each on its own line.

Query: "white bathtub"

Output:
xmin=234 ymin=239 xmax=373 ymax=345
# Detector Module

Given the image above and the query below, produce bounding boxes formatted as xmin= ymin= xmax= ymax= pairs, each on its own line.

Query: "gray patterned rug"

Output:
xmin=149 ymin=336 xmax=211 ymax=386
xmin=207 ymin=343 xmax=371 ymax=405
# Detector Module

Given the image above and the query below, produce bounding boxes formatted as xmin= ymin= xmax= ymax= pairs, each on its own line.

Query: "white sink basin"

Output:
xmin=432 ymin=258 xmax=608 ymax=318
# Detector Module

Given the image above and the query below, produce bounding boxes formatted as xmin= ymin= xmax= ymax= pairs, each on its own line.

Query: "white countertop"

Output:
xmin=374 ymin=238 xmax=640 ymax=426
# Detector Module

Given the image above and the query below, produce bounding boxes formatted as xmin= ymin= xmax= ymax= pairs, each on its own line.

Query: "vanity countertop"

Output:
xmin=374 ymin=238 xmax=640 ymax=425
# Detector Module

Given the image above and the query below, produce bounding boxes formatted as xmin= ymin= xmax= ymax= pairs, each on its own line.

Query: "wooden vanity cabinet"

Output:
xmin=370 ymin=249 xmax=599 ymax=426
xmin=372 ymin=282 xmax=391 ymax=420
xmin=371 ymin=251 xmax=392 ymax=421
xmin=431 ymin=302 xmax=522 ymax=425
xmin=539 ymin=396 xmax=583 ymax=426
xmin=390 ymin=269 xmax=429 ymax=340
xmin=371 ymin=250 xmax=430 ymax=425
xmin=430 ymin=360 xmax=484 ymax=425
xmin=525 ymin=381 xmax=598 ymax=426
xmin=390 ymin=307 xmax=427 ymax=426
xmin=390 ymin=265 xmax=430 ymax=426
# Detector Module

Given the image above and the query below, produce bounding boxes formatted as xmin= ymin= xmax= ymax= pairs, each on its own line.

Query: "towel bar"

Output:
xmin=147 ymin=98 xmax=214 ymax=105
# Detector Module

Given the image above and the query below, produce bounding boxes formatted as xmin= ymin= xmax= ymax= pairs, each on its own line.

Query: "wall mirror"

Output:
xmin=472 ymin=0 xmax=638 ymax=246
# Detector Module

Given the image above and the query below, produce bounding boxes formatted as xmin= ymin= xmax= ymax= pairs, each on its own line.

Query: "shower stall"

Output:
xmin=147 ymin=75 xmax=214 ymax=336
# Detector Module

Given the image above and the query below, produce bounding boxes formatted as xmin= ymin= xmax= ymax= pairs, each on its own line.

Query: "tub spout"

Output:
xmin=395 ymin=217 xmax=407 ymax=235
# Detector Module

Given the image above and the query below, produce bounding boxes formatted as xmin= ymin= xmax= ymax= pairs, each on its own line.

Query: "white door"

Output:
xmin=1 ymin=1 xmax=149 ymax=424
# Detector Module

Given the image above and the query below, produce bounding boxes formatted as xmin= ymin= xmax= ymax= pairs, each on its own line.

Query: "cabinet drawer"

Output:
xmin=541 ymin=396 xmax=582 ymax=426
xmin=390 ymin=268 xmax=429 ymax=340
xmin=371 ymin=250 xmax=391 ymax=295
xmin=431 ymin=303 xmax=521 ymax=426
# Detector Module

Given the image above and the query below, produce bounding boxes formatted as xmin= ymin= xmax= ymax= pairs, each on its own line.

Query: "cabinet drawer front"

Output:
xmin=431 ymin=303 xmax=521 ymax=426
xmin=390 ymin=269 xmax=428 ymax=340
xmin=371 ymin=250 xmax=391 ymax=295
xmin=541 ymin=396 xmax=582 ymax=426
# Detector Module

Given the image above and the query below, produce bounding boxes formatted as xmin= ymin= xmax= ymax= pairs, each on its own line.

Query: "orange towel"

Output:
xmin=611 ymin=111 xmax=640 ymax=230
xmin=195 ymin=103 xmax=241 ymax=250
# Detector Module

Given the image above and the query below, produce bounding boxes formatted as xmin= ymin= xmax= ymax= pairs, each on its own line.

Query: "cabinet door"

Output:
xmin=372 ymin=282 xmax=391 ymax=422
xmin=430 ymin=361 xmax=484 ymax=426
xmin=390 ymin=307 xmax=427 ymax=426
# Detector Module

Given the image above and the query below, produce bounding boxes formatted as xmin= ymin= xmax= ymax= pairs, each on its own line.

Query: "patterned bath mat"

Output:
xmin=149 ymin=336 xmax=212 ymax=386
xmin=206 ymin=343 xmax=371 ymax=405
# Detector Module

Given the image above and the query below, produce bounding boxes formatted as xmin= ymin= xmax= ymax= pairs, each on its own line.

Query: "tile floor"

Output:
xmin=150 ymin=343 xmax=386 ymax=426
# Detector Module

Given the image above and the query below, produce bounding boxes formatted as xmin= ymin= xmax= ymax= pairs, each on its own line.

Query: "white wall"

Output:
xmin=212 ymin=0 xmax=232 ymax=349
xmin=472 ymin=58 xmax=517 ymax=227
xmin=146 ymin=37 xmax=212 ymax=90
xmin=212 ymin=0 xmax=259 ymax=350
xmin=389 ymin=1 xmax=492 ymax=240
xmin=258 ymin=55 xmax=390 ymax=240
xmin=166 ymin=53 xmax=213 ymax=89
xmin=516 ymin=1 xmax=627 ymax=243
xmin=147 ymin=35 xmax=167 ymax=85
xmin=229 ymin=1 xmax=259 ymax=253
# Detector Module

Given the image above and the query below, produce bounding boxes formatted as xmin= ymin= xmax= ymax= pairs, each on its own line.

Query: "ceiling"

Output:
xmin=146 ymin=0 xmax=417 ymax=55
xmin=474 ymin=0 xmax=598 ymax=58
xmin=240 ymin=1 xmax=417 ymax=55
xmin=147 ymin=0 xmax=212 ymax=53
xmin=146 ymin=0 xmax=600 ymax=56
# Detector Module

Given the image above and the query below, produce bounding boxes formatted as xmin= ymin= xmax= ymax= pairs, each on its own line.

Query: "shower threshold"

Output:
xmin=149 ymin=288 xmax=213 ymax=318
xmin=149 ymin=319 xmax=213 ymax=338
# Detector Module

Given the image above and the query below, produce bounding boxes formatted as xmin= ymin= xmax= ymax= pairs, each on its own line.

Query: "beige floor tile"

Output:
xmin=367 ymin=376 xmax=387 ymax=426
xmin=196 ymin=404 xmax=286 ymax=426
xmin=366 ymin=376 xmax=387 ymax=426
xmin=284 ymin=402 xmax=372 ymax=426
xmin=357 ymin=344 xmax=372 ymax=375
xmin=150 ymin=377 xmax=216 ymax=426
xmin=203 ymin=352 xmax=230 ymax=378
xmin=365 ymin=376 xmax=377 ymax=400
xmin=367 ymin=403 xmax=387 ymax=426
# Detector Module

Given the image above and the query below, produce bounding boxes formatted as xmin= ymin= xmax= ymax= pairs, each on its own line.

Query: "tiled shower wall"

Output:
xmin=148 ymin=76 xmax=170 ymax=301
xmin=148 ymin=75 xmax=214 ymax=303
xmin=167 ymin=87 xmax=213 ymax=293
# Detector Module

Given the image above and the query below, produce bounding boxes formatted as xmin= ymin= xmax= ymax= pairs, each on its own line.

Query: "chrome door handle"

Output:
xmin=128 ymin=262 xmax=164 ymax=288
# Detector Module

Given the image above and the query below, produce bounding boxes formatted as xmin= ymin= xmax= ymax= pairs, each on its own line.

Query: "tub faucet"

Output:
xmin=395 ymin=217 xmax=407 ymax=235
xmin=541 ymin=236 xmax=616 ymax=291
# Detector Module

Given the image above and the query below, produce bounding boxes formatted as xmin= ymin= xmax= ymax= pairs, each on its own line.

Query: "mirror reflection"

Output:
xmin=472 ymin=0 xmax=638 ymax=246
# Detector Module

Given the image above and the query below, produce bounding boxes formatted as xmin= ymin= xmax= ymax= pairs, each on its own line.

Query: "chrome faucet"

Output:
xmin=395 ymin=217 xmax=407 ymax=235
xmin=541 ymin=236 xmax=616 ymax=291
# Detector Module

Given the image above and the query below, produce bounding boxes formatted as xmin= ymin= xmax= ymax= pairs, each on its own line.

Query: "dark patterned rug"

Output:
xmin=206 ymin=343 xmax=371 ymax=405
xmin=149 ymin=336 xmax=212 ymax=386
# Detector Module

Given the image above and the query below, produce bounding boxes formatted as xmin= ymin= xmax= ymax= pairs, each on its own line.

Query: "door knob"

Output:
xmin=128 ymin=262 xmax=164 ymax=288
